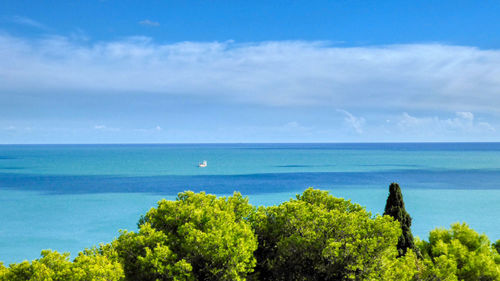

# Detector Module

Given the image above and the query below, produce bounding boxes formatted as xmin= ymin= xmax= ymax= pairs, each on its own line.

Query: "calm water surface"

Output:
xmin=1 ymin=143 xmax=499 ymax=263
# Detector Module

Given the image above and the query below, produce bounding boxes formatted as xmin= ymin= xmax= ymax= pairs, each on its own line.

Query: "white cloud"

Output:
xmin=93 ymin=125 xmax=120 ymax=131
xmin=139 ymin=20 xmax=160 ymax=26
xmin=397 ymin=112 xmax=495 ymax=135
xmin=1 ymin=34 xmax=500 ymax=114
xmin=5 ymin=16 xmax=48 ymax=30
xmin=280 ymin=121 xmax=311 ymax=133
xmin=155 ymin=125 xmax=162 ymax=131
xmin=455 ymin=111 xmax=474 ymax=121
xmin=337 ymin=109 xmax=365 ymax=134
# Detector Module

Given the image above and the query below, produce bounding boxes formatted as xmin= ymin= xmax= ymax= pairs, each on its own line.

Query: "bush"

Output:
xmin=114 ymin=191 xmax=257 ymax=281
xmin=1 ymin=188 xmax=498 ymax=281
xmin=249 ymin=188 xmax=417 ymax=280
xmin=418 ymin=223 xmax=500 ymax=281
xmin=0 ymin=249 xmax=123 ymax=281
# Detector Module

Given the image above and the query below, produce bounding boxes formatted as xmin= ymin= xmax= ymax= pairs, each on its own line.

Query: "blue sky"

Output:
xmin=1 ymin=0 xmax=500 ymax=143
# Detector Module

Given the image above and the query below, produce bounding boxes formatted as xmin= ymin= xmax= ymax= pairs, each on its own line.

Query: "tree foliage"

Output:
xmin=384 ymin=182 xmax=417 ymax=256
xmin=1 ymin=188 xmax=499 ymax=281
xmin=0 ymin=263 xmax=6 ymax=278
xmin=114 ymin=191 xmax=258 ymax=281
xmin=249 ymin=188 xmax=417 ymax=280
xmin=494 ymin=239 xmax=500 ymax=255
xmin=417 ymin=222 xmax=500 ymax=281
xmin=0 ymin=249 xmax=123 ymax=281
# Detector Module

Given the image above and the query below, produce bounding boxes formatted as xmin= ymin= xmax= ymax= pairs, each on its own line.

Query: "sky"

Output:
xmin=1 ymin=0 xmax=500 ymax=143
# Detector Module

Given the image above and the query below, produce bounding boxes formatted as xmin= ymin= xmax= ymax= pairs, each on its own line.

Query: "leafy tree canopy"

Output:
xmin=494 ymin=239 xmax=500 ymax=255
xmin=418 ymin=222 xmax=500 ymax=281
xmin=1 ymin=188 xmax=499 ymax=281
xmin=0 ymin=249 xmax=123 ymax=281
xmin=114 ymin=191 xmax=258 ymax=281
xmin=249 ymin=188 xmax=418 ymax=281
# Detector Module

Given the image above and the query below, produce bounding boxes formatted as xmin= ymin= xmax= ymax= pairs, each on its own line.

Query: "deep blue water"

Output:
xmin=1 ymin=143 xmax=499 ymax=264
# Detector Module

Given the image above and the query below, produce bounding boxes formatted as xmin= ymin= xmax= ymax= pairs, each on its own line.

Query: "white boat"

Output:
xmin=198 ymin=160 xmax=207 ymax=167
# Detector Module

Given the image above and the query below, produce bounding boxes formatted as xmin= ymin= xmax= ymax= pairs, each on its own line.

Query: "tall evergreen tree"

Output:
xmin=384 ymin=182 xmax=416 ymax=256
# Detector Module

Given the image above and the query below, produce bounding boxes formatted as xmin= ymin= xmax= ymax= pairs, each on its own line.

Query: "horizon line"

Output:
xmin=1 ymin=141 xmax=500 ymax=145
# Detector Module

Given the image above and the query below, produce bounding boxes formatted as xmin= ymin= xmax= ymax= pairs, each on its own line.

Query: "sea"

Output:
xmin=1 ymin=143 xmax=499 ymax=264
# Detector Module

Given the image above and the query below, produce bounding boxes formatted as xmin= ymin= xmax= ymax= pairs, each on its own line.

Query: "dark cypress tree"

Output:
xmin=384 ymin=182 xmax=416 ymax=256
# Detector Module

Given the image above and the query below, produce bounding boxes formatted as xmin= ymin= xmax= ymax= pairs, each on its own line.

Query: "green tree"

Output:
xmin=115 ymin=223 xmax=193 ymax=281
xmin=0 ymin=263 xmax=7 ymax=279
xmin=72 ymin=248 xmax=125 ymax=281
xmin=381 ymin=249 xmax=423 ymax=280
xmin=418 ymin=223 xmax=500 ymax=281
xmin=0 ymin=250 xmax=73 ymax=281
xmin=384 ymin=182 xmax=417 ymax=256
xmin=114 ymin=191 xmax=258 ymax=281
xmin=0 ymin=249 xmax=124 ymax=281
xmin=3 ymin=187 xmax=500 ymax=281
xmin=494 ymin=239 xmax=500 ymax=254
xmin=250 ymin=188 xmax=415 ymax=281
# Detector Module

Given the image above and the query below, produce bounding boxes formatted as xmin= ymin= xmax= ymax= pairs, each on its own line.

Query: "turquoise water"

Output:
xmin=1 ymin=143 xmax=499 ymax=264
